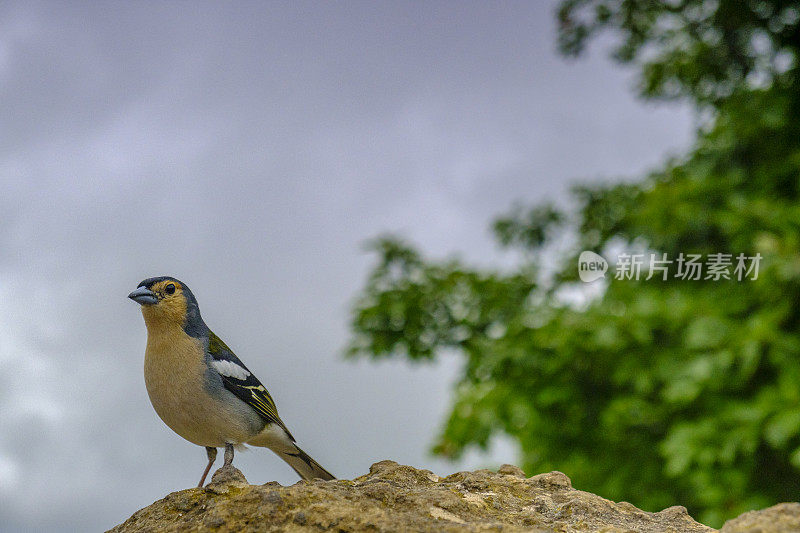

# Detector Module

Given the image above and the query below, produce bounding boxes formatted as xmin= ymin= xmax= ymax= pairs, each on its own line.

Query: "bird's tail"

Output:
xmin=279 ymin=444 xmax=335 ymax=481
xmin=249 ymin=424 xmax=335 ymax=480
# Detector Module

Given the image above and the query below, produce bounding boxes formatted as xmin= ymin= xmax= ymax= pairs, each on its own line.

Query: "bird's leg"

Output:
xmin=198 ymin=447 xmax=217 ymax=487
xmin=223 ymin=443 xmax=234 ymax=467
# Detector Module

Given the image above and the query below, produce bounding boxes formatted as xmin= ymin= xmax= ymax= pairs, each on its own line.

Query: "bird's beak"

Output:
xmin=128 ymin=286 xmax=158 ymax=305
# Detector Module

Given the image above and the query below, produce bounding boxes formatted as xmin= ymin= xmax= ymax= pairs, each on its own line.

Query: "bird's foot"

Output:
xmin=197 ymin=446 xmax=218 ymax=487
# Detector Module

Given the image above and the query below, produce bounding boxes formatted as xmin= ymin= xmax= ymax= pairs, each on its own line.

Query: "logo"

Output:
xmin=578 ymin=251 xmax=608 ymax=282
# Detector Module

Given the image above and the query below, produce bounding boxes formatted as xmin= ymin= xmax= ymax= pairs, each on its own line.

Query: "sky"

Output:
xmin=0 ymin=2 xmax=694 ymax=531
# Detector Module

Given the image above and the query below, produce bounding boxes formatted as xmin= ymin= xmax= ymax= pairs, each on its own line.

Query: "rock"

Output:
xmin=498 ymin=464 xmax=526 ymax=478
xmin=110 ymin=460 xmax=714 ymax=532
xmin=206 ymin=465 xmax=249 ymax=494
xmin=721 ymin=502 xmax=800 ymax=533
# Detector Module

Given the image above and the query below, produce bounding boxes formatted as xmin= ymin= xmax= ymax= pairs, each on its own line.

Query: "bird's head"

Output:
xmin=128 ymin=276 xmax=205 ymax=335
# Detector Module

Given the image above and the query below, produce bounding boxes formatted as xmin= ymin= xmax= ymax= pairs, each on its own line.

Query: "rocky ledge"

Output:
xmin=110 ymin=460 xmax=795 ymax=532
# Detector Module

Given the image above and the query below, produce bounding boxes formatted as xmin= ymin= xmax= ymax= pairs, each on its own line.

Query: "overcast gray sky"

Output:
xmin=0 ymin=2 xmax=693 ymax=531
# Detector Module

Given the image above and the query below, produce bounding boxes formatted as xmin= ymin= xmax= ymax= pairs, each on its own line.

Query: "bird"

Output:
xmin=128 ymin=276 xmax=335 ymax=487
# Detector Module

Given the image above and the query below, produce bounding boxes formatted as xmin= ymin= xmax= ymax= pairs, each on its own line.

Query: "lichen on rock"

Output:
xmin=110 ymin=460 xmax=716 ymax=532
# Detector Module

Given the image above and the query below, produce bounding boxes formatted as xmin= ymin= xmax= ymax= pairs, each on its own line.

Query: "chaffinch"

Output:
xmin=128 ymin=276 xmax=335 ymax=487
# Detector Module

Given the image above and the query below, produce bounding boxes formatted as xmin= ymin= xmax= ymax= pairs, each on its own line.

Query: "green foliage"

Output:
xmin=347 ymin=1 xmax=800 ymax=527
xmin=557 ymin=0 xmax=800 ymax=105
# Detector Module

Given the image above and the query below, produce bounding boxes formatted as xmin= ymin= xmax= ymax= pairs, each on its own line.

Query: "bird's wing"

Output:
xmin=206 ymin=331 xmax=295 ymax=441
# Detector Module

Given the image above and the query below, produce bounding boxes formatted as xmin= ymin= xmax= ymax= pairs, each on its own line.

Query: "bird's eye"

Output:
xmin=165 ymin=283 xmax=176 ymax=295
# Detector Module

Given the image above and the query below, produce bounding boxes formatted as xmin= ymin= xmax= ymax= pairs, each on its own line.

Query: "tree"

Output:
xmin=347 ymin=1 xmax=800 ymax=526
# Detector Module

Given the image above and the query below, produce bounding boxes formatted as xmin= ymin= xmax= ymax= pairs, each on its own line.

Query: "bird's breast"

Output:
xmin=143 ymin=325 xmax=258 ymax=447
